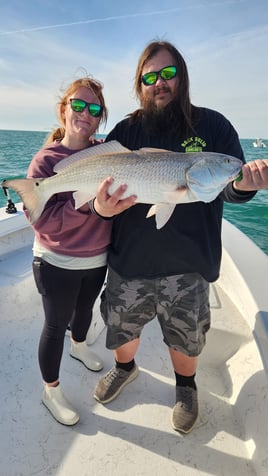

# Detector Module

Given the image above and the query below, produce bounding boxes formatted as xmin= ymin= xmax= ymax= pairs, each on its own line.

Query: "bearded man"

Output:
xmin=92 ymin=40 xmax=266 ymax=433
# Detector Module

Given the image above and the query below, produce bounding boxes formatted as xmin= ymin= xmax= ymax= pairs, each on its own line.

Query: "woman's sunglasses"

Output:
xmin=69 ymin=98 xmax=103 ymax=117
xmin=141 ymin=65 xmax=177 ymax=86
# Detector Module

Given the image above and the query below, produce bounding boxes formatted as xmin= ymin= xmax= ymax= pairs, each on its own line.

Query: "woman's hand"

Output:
xmin=94 ymin=177 xmax=137 ymax=217
xmin=233 ymin=159 xmax=268 ymax=191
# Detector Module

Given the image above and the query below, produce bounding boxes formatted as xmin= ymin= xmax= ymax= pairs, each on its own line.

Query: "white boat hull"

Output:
xmin=0 ymin=204 xmax=267 ymax=476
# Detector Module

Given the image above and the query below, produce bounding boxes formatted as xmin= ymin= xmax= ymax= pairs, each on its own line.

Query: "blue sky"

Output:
xmin=0 ymin=0 xmax=267 ymax=138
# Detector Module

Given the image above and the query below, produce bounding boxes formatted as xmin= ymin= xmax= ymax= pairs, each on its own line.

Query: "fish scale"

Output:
xmin=46 ymin=153 xmax=187 ymax=203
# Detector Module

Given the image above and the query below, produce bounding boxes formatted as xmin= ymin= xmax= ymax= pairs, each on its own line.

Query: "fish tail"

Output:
xmin=2 ymin=178 xmax=46 ymax=224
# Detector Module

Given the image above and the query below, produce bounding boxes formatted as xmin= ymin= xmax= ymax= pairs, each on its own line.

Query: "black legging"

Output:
xmin=32 ymin=257 xmax=107 ymax=383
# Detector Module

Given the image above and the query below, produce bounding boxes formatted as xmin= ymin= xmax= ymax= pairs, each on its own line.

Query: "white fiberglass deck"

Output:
xmin=0 ymin=206 xmax=267 ymax=476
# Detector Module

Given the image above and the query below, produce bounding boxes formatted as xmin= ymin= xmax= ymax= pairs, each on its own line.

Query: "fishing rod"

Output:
xmin=1 ymin=183 xmax=17 ymax=214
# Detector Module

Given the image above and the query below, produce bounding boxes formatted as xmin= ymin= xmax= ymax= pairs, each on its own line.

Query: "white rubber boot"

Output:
xmin=70 ymin=339 xmax=104 ymax=371
xmin=42 ymin=384 xmax=79 ymax=426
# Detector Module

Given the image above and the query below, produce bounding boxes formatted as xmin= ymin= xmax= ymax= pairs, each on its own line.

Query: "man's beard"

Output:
xmin=141 ymin=94 xmax=183 ymax=136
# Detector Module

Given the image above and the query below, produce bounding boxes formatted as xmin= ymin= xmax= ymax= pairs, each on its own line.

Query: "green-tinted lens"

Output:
xmin=70 ymin=99 xmax=87 ymax=112
xmin=88 ymin=103 xmax=102 ymax=117
xmin=160 ymin=66 xmax=177 ymax=80
xmin=70 ymin=99 xmax=102 ymax=117
xmin=142 ymin=72 xmax=158 ymax=85
xmin=141 ymin=65 xmax=177 ymax=86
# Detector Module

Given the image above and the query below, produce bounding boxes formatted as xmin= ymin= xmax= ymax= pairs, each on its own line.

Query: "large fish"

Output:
xmin=2 ymin=140 xmax=242 ymax=229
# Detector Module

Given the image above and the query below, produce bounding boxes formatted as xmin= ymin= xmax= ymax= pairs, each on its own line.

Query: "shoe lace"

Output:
xmin=104 ymin=367 xmax=125 ymax=385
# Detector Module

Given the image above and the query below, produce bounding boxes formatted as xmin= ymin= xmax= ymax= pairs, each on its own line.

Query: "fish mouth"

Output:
xmin=233 ymin=170 xmax=243 ymax=182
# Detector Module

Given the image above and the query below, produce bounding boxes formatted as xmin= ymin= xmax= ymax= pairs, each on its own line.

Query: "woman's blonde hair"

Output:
xmin=44 ymin=76 xmax=108 ymax=145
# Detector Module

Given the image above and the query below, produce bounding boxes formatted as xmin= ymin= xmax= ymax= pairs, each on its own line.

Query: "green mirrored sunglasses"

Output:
xmin=141 ymin=65 xmax=177 ymax=86
xmin=69 ymin=98 xmax=103 ymax=117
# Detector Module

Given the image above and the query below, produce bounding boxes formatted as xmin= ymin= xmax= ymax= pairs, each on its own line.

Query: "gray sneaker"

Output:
xmin=171 ymin=385 xmax=198 ymax=433
xmin=94 ymin=364 xmax=139 ymax=403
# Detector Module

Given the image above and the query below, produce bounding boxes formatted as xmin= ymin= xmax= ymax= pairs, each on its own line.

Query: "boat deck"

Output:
xmin=0 ymin=242 xmax=266 ymax=475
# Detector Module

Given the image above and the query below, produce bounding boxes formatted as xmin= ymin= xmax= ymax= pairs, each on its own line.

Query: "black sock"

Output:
xmin=115 ymin=359 xmax=135 ymax=372
xmin=174 ymin=372 xmax=197 ymax=390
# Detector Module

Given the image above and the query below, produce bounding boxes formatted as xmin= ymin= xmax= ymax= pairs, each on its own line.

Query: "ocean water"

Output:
xmin=0 ymin=129 xmax=267 ymax=255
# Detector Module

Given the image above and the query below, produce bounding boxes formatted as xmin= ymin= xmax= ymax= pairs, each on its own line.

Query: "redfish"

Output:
xmin=2 ymin=140 xmax=242 ymax=229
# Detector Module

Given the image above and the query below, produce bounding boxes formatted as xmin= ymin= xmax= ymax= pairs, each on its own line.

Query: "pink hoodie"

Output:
xmin=26 ymin=142 xmax=112 ymax=257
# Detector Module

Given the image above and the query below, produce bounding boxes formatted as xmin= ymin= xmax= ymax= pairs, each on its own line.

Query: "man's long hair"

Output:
xmin=130 ymin=40 xmax=199 ymax=137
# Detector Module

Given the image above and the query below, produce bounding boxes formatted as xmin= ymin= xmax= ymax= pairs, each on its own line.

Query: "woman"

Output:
xmin=26 ymin=76 xmax=111 ymax=425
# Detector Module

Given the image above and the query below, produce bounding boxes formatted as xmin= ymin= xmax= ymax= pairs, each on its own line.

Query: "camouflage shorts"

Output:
xmin=100 ymin=267 xmax=211 ymax=357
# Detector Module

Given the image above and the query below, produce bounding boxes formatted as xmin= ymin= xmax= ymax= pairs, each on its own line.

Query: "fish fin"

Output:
xmin=146 ymin=203 xmax=176 ymax=229
xmin=54 ymin=140 xmax=130 ymax=172
xmin=73 ymin=191 xmax=95 ymax=209
xmin=2 ymin=178 xmax=46 ymax=225
xmin=146 ymin=205 xmax=157 ymax=218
